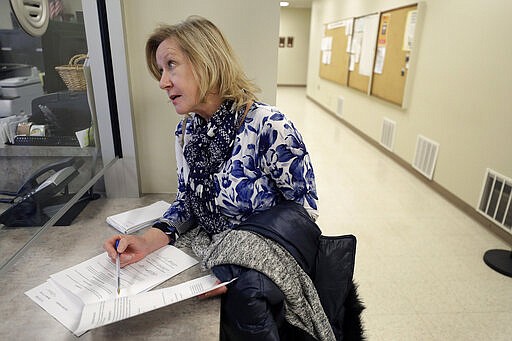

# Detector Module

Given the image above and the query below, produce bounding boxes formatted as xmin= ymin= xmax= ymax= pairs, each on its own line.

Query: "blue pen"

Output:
xmin=115 ymin=239 xmax=121 ymax=295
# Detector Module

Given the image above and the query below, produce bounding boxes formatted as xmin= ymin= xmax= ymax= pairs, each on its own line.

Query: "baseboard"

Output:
xmin=277 ymin=84 xmax=307 ymax=87
xmin=306 ymin=95 xmax=512 ymax=245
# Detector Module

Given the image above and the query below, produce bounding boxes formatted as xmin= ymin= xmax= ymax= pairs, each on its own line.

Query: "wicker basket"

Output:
xmin=55 ymin=54 xmax=88 ymax=91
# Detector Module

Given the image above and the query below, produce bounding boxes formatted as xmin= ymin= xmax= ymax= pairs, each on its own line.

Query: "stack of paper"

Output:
xmin=106 ymin=200 xmax=170 ymax=234
xmin=25 ymin=245 xmax=198 ymax=336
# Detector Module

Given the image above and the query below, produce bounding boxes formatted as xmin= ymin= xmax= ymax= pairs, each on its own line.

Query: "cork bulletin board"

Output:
xmin=347 ymin=13 xmax=379 ymax=94
xmin=371 ymin=4 xmax=419 ymax=106
xmin=318 ymin=2 xmax=424 ymax=108
xmin=319 ymin=20 xmax=352 ymax=86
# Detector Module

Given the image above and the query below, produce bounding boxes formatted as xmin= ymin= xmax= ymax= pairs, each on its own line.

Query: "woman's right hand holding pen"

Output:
xmin=103 ymin=228 xmax=171 ymax=267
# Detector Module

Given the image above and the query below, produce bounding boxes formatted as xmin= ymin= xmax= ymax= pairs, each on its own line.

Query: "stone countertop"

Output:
xmin=0 ymin=194 xmax=220 ymax=340
xmin=0 ymin=144 xmax=97 ymax=157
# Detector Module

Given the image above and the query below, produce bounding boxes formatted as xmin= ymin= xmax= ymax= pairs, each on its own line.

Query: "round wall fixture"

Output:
xmin=10 ymin=0 xmax=49 ymax=37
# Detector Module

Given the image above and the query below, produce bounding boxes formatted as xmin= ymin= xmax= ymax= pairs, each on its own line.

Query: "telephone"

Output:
xmin=0 ymin=157 xmax=94 ymax=227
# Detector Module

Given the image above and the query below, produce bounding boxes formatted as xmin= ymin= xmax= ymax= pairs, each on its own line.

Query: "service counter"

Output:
xmin=0 ymin=194 xmax=220 ymax=340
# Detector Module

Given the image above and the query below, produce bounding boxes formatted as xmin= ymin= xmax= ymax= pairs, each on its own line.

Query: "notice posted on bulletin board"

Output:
xmin=374 ymin=13 xmax=391 ymax=74
xmin=402 ymin=10 xmax=417 ymax=51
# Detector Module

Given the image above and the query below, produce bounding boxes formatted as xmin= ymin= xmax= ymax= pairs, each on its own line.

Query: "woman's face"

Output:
xmin=155 ymin=37 xmax=219 ymax=119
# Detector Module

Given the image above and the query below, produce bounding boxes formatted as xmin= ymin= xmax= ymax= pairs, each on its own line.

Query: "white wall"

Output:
xmin=0 ymin=0 xmax=13 ymax=29
xmin=307 ymin=0 xmax=512 ymax=211
xmin=121 ymin=0 xmax=280 ymax=193
xmin=278 ymin=7 xmax=311 ymax=85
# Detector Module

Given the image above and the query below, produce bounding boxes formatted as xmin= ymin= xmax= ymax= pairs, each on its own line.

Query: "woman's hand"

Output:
xmin=198 ymin=282 xmax=228 ymax=299
xmin=104 ymin=234 xmax=148 ymax=267
xmin=103 ymin=228 xmax=171 ymax=267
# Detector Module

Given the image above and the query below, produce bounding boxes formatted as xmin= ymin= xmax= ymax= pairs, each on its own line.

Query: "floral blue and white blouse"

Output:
xmin=159 ymin=101 xmax=318 ymax=234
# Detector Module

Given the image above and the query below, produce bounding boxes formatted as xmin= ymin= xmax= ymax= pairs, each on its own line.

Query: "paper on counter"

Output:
xmin=49 ymin=245 xmax=197 ymax=304
xmin=25 ymin=280 xmax=85 ymax=336
xmin=74 ymin=274 xmax=236 ymax=336
xmin=106 ymin=200 xmax=170 ymax=234
xmin=26 ymin=245 xmax=198 ymax=335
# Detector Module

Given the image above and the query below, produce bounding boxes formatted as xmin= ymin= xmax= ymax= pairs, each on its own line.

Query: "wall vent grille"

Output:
xmin=412 ymin=134 xmax=439 ymax=180
xmin=380 ymin=118 xmax=396 ymax=151
xmin=478 ymin=169 xmax=512 ymax=233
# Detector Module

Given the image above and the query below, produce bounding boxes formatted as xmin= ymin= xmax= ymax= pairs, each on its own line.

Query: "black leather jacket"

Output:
xmin=232 ymin=201 xmax=357 ymax=340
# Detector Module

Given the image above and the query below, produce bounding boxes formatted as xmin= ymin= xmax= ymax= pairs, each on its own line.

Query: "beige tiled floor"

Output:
xmin=276 ymin=86 xmax=511 ymax=340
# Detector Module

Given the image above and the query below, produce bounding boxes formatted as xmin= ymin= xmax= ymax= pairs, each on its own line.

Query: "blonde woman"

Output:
xmin=105 ymin=16 xmax=360 ymax=341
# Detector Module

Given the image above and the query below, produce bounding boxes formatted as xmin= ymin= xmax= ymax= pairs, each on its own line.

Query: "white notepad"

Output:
xmin=106 ymin=200 xmax=170 ymax=234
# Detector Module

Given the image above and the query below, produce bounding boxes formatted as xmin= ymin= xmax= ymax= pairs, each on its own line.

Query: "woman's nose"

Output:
xmin=159 ymin=72 xmax=172 ymax=89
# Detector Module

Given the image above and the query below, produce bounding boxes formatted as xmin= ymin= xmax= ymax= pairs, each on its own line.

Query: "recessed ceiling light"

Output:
xmin=280 ymin=1 xmax=290 ymax=7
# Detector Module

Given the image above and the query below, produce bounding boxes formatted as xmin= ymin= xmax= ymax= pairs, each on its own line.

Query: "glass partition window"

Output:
xmin=0 ymin=0 xmax=106 ymax=270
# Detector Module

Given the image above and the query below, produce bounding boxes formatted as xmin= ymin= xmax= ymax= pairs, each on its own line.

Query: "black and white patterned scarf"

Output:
xmin=184 ymin=100 xmax=243 ymax=235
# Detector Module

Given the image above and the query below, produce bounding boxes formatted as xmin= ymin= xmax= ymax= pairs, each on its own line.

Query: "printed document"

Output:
xmin=75 ymin=274 xmax=236 ymax=335
xmin=26 ymin=245 xmax=198 ymax=336
xmin=26 ymin=280 xmax=85 ymax=335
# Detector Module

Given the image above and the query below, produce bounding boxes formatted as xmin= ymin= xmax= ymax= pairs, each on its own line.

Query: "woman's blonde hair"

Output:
xmin=146 ymin=15 xmax=259 ymax=110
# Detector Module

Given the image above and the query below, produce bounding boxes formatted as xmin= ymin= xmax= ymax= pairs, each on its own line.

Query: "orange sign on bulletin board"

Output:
xmin=377 ymin=13 xmax=391 ymax=47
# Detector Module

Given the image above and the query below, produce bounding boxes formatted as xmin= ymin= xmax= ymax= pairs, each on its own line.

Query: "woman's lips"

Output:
xmin=169 ymin=95 xmax=180 ymax=104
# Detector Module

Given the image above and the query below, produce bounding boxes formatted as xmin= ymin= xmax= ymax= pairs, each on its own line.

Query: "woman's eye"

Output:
xmin=167 ymin=61 xmax=176 ymax=69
